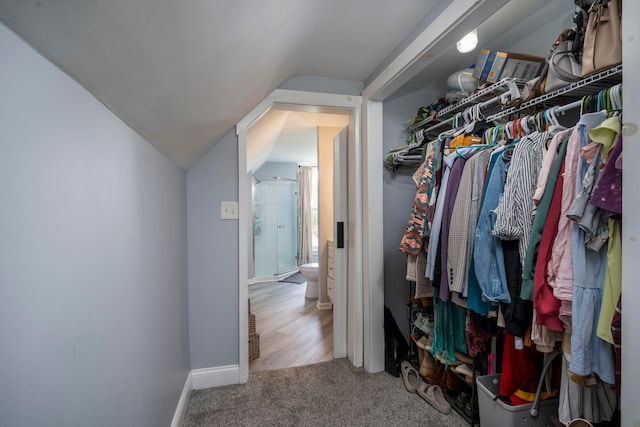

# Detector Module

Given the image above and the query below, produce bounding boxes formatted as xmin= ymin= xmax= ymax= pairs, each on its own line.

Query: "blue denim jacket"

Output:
xmin=473 ymin=147 xmax=511 ymax=303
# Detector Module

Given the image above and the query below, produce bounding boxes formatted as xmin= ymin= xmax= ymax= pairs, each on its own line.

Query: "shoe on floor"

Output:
xmin=400 ymin=360 xmax=419 ymax=393
xmin=417 ymin=383 xmax=451 ymax=414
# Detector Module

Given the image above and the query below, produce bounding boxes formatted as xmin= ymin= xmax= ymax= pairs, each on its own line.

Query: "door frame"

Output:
xmin=236 ymin=90 xmax=362 ymax=383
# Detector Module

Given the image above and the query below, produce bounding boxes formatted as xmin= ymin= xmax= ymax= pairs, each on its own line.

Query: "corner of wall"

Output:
xmin=171 ymin=373 xmax=193 ymax=427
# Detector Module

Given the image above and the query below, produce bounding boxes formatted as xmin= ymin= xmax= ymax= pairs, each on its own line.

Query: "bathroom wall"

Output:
xmin=254 ymin=161 xmax=298 ymax=181
xmin=318 ymin=126 xmax=344 ymax=305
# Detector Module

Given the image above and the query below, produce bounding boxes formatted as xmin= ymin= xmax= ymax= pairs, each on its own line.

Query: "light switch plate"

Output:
xmin=220 ymin=201 xmax=238 ymax=219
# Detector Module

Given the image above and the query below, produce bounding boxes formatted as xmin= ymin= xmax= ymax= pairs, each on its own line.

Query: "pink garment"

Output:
xmin=580 ymin=141 xmax=600 ymax=163
xmin=533 ymin=129 xmax=572 ymax=205
xmin=547 ymin=128 xmax=580 ymax=302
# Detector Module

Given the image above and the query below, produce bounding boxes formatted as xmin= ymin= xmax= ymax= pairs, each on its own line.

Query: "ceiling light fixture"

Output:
xmin=456 ymin=29 xmax=478 ymax=53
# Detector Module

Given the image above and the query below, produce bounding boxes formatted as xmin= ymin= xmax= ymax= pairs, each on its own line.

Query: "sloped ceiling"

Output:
xmin=0 ymin=0 xmax=435 ymax=169
xmin=247 ymin=111 xmax=349 ymax=172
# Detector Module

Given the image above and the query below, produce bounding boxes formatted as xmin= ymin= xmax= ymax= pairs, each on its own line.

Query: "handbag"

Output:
xmin=581 ymin=0 xmax=622 ymax=76
xmin=544 ymin=30 xmax=583 ymax=93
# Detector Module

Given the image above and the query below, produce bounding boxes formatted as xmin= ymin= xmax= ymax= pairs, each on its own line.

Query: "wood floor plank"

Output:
xmin=248 ymin=280 xmax=333 ymax=373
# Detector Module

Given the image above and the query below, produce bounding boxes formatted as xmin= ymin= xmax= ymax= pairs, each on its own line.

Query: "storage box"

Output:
xmin=473 ymin=50 xmax=544 ymax=83
xmin=248 ymin=312 xmax=256 ymax=336
xmin=249 ymin=333 xmax=260 ymax=362
xmin=476 ymin=374 xmax=558 ymax=427
xmin=472 ymin=49 xmax=493 ymax=80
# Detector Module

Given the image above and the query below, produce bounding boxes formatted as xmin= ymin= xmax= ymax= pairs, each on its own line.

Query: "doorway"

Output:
xmin=236 ymin=91 xmax=362 ymax=382
xmin=246 ymin=113 xmax=348 ymax=373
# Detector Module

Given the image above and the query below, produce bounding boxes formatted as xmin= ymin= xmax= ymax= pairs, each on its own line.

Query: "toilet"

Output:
xmin=299 ymin=263 xmax=319 ymax=299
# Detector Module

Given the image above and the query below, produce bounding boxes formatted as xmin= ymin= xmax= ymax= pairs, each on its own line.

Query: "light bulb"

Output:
xmin=456 ymin=29 xmax=478 ymax=53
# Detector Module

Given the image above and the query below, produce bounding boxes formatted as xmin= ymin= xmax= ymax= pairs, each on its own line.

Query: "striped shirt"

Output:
xmin=493 ymin=131 xmax=547 ymax=262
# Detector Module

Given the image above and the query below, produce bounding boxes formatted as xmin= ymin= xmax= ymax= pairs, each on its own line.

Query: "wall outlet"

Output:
xmin=220 ymin=201 xmax=238 ymax=220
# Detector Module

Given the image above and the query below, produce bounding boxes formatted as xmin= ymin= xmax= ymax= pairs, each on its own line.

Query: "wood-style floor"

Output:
xmin=248 ymin=279 xmax=333 ymax=373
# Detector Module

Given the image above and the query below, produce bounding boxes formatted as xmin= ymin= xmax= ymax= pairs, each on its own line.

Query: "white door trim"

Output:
xmin=361 ymin=99 xmax=384 ymax=373
xmin=236 ymin=90 xmax=362 ymax=382
xmin=333 ymin=128 xmax=349 ymax=359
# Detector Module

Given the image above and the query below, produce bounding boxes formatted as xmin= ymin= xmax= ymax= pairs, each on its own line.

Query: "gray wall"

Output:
xmin=254 ymin=161 xmax=299 ymax=182
xmin=0 ymin=24 xmax=190 ymax=427
xmin=383 ymin=85 xmax=442 ymax=341
xmin=187 ymin=129 xmax=239 ymax=369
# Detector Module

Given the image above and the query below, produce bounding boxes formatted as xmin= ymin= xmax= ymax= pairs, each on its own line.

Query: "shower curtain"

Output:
xmin=297 ymin=166 xmax=313 ymax=265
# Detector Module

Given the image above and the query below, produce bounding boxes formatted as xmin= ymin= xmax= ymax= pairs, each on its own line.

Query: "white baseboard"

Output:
xmin=191 ymin=364 xmax=240 ymax=390
xmin=316 ymin=301 xmax=333 ymax=310
xmin=171 ymin=365 xmax=242 ymax=426
xmin=170 ymin=372 xmax=192 ymax=427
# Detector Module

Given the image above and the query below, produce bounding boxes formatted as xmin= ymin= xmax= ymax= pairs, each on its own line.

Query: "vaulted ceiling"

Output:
xmin=0 ymin=0 xmax=436 ymax=169
xmin=0 ymin=0 xmax=572 ymax=170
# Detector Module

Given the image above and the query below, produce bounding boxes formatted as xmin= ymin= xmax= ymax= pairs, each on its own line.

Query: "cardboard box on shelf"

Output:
xmin=473 ymin=49 xmax=544 ymax=83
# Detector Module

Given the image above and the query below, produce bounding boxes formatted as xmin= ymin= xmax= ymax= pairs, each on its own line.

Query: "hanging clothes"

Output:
xmin=568 ymin=116 xmax=619 ymax=385
xmin=493 ymin=131 xmax=547 ymax=262
xmin=425 ymin=140 xmax=453 ymax=280
xmin=438 ymin=150 xmax=470 ymax=301
xmin=533 ymin=158 xmax=566 ymax=333
xmin=399 ymin=146 xmax=436 ymax=256
xmin=448 ymin=149 xmax=492 ymax=305
xmin=473 ymin=145 xmax=512 ymax=304
xmin=547 ymin=111 xmax=607 ymax=325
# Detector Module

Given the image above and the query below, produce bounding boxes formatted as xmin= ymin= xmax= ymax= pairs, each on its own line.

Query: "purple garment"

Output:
xmin=439 ymin=155 xmax=467 ymax=301
xmin=591 ymin=135 xmax=622 ymax=220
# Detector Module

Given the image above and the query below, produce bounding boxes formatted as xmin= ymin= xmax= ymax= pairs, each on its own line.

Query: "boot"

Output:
xmin=420 ymin=349 xmax=437 ymax=378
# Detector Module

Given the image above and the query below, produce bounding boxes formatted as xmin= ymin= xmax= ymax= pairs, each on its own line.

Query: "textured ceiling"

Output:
xmin=0 ymin=0 xmax=435 ymax=169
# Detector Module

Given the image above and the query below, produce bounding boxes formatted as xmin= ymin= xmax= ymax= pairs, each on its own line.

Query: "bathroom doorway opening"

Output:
xmin=236 ymin=91 xmax=362 ymax=383
xmin=246 ymin=112 xmax=348 ymax=374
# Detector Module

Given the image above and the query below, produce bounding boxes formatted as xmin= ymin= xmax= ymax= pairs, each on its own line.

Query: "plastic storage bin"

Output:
xmin=476 ymin=351 xmax=560 ymax=427
xmin=476 ymin=374 xmax=558 ymax=427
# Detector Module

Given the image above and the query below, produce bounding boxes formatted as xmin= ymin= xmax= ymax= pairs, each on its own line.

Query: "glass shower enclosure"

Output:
xmin=253 ymin=177 xmax=298 ymax=278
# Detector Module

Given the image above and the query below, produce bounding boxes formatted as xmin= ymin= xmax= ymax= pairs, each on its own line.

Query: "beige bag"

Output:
xmin=581 ymin=0 xmax=622 ymax=76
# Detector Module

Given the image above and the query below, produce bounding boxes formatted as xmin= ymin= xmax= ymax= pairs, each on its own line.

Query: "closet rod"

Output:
xmin=419 ymin=80 xmax=521 ymax=136
xmin=487 ymin=64 xmax=622 ymax=122
xmin=407 ymin=78 xmax=521 ymax=134
xmin=552 ymin=99 xmax=583 ymax=115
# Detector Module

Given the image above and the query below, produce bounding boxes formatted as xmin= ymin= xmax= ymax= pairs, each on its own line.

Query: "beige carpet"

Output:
xmin=183 ymin=358 xmax=469 ymax=426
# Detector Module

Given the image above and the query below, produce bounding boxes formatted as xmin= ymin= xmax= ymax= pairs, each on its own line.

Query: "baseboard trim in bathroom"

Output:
xmin=316 ymin=301 xmax=332 ymax=310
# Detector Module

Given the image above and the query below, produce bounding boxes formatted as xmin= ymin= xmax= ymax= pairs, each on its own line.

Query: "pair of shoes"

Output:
xmin=455 ymin=351 xmax=473 ymax=364
xmin=454 ymin=363 xmax=474 ymax=384
xmin=415 ymin=335 xmax=433 ymax=351
xmin=435 ymin=352 xmax=462 ymax=366
xmin=417 ymin=383 xmax=451 ymax=414
xmin=413 ymin=313 xmax=433 ymax=335
xmin=400 ymin=360 xmax=419 ymax=393
xmin=454 ymin=391 xmax=469 ymax=412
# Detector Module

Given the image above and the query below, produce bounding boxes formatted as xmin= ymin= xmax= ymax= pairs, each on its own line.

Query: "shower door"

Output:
xmin=253 ymin=178 xmax=298 ymax=278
